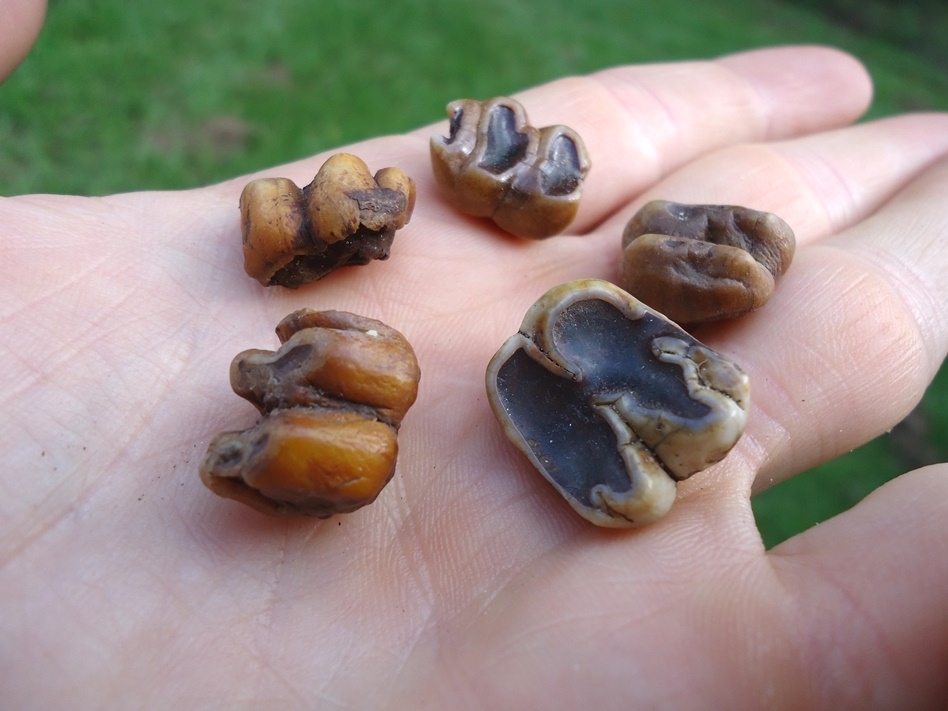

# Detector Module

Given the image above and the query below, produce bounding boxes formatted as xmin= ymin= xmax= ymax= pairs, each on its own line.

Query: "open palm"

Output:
xmin=3 ymin=45 xmax=947 ymax=707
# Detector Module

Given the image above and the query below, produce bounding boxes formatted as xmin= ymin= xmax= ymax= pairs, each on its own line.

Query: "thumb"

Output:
xmin=0 ymin=0 xmax=46 ymax=82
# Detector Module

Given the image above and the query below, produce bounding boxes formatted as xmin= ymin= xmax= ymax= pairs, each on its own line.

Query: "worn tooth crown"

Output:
xmin=430 ymin=96 xmax=590 ymax=239
xmin=239 ymin=153 xmax=416 ymax=288
xmin=200 ymin=309 xmax=420 ymax=518
xmin=619 ymin=200 xmax=796 ymax=324
xmin=485 ymin=279 xmax=749 ymax=528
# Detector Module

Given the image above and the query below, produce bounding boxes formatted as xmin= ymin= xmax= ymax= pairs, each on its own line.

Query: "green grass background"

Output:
xmin=2 ymin=0 xmax=945 ymax=547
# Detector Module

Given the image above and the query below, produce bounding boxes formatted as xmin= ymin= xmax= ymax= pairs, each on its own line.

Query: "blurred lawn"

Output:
xmin=1 ymin=0 xmax=945 ymax=546
xmin=4 ymin=0 xmax=947 ymax=195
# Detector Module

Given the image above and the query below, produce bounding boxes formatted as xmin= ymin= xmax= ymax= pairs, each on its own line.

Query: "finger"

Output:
xmin=210 ymin=46 xmax=871 ymax=273
xmin=572 ymin=114 xmax=948 ymax=496
xmin=0 ymin=0 xmax=45 ymax=81
xmin=597 ymin=113 xmax=948 ymax=247
xmin=711 ymin=143 xmax=948 ymax=493
xmin=412 ymin=45 xmax=872 ymax=232
xmin=767 ymin=464 xmax=948 ymax=706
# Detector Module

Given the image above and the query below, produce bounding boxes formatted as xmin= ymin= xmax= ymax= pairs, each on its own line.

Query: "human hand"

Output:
xmin=2 ymin=41 xmax=946 ymax=707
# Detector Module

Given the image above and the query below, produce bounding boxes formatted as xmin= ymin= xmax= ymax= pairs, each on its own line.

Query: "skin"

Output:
xmin=1 ymin=5 xmax=946 ymax=707
xmin=0 ymin=0 xmax=44 ymax=80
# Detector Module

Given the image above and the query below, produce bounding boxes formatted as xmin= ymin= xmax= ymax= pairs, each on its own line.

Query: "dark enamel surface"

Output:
xmin=486 ymin=280 xmax=749 ymax=528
